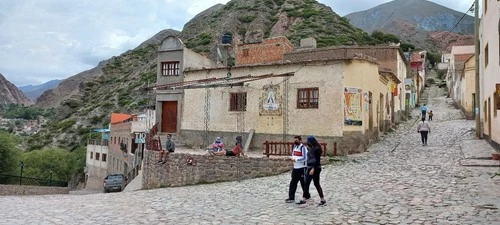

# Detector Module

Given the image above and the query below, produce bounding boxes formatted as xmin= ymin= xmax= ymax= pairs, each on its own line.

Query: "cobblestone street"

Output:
xmin=1 ymin=85 xmax=499 ymax=225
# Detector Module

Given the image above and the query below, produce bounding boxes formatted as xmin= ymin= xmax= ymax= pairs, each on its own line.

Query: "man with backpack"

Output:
xmin=417 ymin=117 xmax=431 ymax=146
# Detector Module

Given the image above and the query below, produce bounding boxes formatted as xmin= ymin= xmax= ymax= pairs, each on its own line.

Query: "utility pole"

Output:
xmin=474 ymin=0 xmax=481 ymax=138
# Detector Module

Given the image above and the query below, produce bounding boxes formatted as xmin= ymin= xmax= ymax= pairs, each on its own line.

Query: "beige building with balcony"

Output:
xmin=479 ymin=0 xmax=500 ymax=148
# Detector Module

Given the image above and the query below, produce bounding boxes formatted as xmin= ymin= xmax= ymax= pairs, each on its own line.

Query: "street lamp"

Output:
xmin=20 ymin=161 xmax=24 ymax=185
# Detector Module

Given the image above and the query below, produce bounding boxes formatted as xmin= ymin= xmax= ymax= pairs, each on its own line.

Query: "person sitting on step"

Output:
xmin=211 ymin=137 xmax=224 ymax=153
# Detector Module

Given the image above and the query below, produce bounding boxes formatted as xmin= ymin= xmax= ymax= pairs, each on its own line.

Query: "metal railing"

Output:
xmin=0 ymin=173 xmax=67 ymax=187
xmin=263 ymin=141 xmax=336 ymax=157
xmin=88 ymin=139 xmax=109 ymax=146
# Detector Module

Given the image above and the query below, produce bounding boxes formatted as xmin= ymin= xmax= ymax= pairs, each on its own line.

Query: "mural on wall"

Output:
xmin=363 ymin=91 xmax=369 ymax=111
xmin=386 ymin=92 xmax=391 ymax=119
xmin=259 ymin=84 xmax=282 ymax=116
xmin=344 ymin=87 xmax=363 ymax=126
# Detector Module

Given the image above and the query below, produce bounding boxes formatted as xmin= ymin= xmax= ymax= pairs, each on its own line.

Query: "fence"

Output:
xmin=146 ymin=123 xmax=162 ymax=151
xmin=263 ymin=141 xmax=336 ymax=157
xmin=0 ymin=174 xmax=67 ymax=187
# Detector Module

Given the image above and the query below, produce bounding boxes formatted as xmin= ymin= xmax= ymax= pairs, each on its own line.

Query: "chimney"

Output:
xmin=299 ymin=38 xmax=317 ymax=50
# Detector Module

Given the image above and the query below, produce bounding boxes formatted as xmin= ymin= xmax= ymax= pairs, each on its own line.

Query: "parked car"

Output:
xmin=103 ymin=174 xmax=128 ymax=193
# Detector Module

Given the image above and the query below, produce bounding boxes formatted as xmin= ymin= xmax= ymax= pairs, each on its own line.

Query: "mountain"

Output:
xmin=0 ymin=73 xmax=32 ymax=105
xmin=19 ymin=79 xmax=61 ymax=101
xmin=28 ymin=0 xmax=378 ymax=151
xmin=345 ymin=0 xmax=474 ymax=52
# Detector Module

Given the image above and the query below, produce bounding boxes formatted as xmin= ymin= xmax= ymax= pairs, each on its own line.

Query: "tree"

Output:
xmin=21 ymin=147 xmax=85 ymax=181
xmin=400 ymin=43 xmax=416 ymax=52
xmin=371 ymin=30 xmax=400 ymax=44
xmin=0 ymin=131 xmax=21 ymax=174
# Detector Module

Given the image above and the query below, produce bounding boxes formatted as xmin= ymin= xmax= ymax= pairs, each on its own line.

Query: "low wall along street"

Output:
xmin=0 ymin=184 xmax=69 ymax=196
xmin=142 ymin=150 xmax=293 ymax=189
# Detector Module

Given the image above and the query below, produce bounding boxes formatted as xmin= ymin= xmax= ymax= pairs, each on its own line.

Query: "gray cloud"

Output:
xmin=0 ymin=0 xmax=472 ymax=87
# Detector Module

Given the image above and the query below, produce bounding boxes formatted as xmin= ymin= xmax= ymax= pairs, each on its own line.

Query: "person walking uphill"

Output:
xmin=420 ymin=104 xmax=428 ymax=119
xmin=286 ymin=136 xmax=310 ymax=203
xmin=297 ymin=136 xmax=326 ymax=206
xmin=417 ymin=117 xmax=431 ymax=146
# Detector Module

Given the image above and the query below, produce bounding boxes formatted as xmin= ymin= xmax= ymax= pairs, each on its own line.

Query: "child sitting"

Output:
xmin=211 ymin=137 xmax=224 ymax=152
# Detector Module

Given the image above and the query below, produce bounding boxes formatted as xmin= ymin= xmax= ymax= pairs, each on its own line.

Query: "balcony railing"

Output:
xmin=87 ymin=139 xmax=109 ymax=146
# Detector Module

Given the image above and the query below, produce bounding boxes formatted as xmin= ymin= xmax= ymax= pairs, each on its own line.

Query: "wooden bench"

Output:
xmin=263 ymin=141 xmax=336 ymax=157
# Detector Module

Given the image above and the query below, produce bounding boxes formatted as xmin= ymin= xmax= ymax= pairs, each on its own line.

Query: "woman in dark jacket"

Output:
xmin=297 ymin=136 xmax=326 ymax=205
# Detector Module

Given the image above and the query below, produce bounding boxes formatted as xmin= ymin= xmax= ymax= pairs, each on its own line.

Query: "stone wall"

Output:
xmin=142 ymin=150 xmax=293 ymax=189
xmin=0 ymin=184 xmax=68 ymax=196
xmin=179 ymin=130 xmax=341 ymax=155
xmin=342 ymin=129 xmax=379 ymax=155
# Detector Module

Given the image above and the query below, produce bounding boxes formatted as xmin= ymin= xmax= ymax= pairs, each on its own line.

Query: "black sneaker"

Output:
xmin=157 ymin=160 xmax=163 ymax=164
xmin=296 ymin=200 xmax=307 ymax=205
xmin=318 ymin=200 xmax=327 ymax=206
xmin=285 ymin=198 xmax=294 ymax=203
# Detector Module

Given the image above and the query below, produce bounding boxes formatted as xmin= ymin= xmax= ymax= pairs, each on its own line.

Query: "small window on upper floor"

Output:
xmin=243 ymin=49 xmax=249 ymax=57
xmin=102 ymin=153 xmax=107 ymax=162
xmin=90 ymin=152 xmax=93 ymax=159
xmin=161 ymin=61 xmax=180 ymax=76
xmin=230 ymin=92 xmax=247 ymax=111
xmin=485 ymin=44 xmax=489 ymax=67
xmin=297 ymin=88 xmax=319 ymax=109
xmin=96 ymin=152 xmax=100 ymax=161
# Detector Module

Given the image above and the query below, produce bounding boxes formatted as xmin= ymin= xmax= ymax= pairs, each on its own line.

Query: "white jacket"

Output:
xmin=291 ymin=143 xmax=307 ymax=169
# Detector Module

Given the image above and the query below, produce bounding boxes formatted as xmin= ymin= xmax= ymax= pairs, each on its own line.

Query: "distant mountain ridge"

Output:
xmin=345 ymin=0 xmax=474 ymax=51
xmin=19 ymin=79 xmax=61 ymax=101
xmin=0 ymin=73 xmax=32 ymax=105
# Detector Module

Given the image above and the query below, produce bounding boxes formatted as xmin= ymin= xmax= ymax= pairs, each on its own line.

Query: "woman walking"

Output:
xmin=297 ymin=136 xmax=326 ymax=206
xmin=417 ymin=117 xmax=431 ymax=146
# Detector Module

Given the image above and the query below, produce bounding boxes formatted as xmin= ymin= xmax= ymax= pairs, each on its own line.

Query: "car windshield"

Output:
xmin=106 ymin=175 xmax=123 ymax=180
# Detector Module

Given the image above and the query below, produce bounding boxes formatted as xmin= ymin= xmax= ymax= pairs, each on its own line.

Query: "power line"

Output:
xmin=434 ymin=1 xmax=475 ymax=47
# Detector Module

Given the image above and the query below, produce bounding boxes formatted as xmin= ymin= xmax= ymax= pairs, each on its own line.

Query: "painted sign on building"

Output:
xmin=259 ymin=85 xmax=281 ymax=116
xmin=344 ymin=87 xmax=363 ymax=126
xmin=135 ymin=132 xmax=146 ymax=143
xmin=404 ymin=78 xmax=413 ymax=94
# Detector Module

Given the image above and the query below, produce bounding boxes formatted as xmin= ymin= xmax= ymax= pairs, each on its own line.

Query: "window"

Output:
xmin=297 ymin=88 xmax=319 ymax=109
xmin=243 ymin=49 xmax=249 ymax=57
xmin=484 ymin=44 xmax=489 ymax=67
xmin=96 ymin=152 xmax=100 ymax=161
xmin=230 ymin=92 xmax=247 ymax=111
xmin=90 ymin=152 xmax=93 ymax=159
xmin=161 ymin=61 xmax=180 ymax=76
xmin=102 ymin=153 xmax=107 ymax=162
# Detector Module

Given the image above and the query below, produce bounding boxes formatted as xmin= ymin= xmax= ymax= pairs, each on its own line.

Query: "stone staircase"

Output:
xmin=419 ymin=86 xmax=430 ymax=105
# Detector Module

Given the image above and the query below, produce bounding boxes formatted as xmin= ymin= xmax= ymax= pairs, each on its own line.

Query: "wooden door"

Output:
xmin=369 ymin=92 xmax=373 ymax=130
xmin=161 ymin=101 xmax=177 ymax=133
xmin=488 ymin=97 xmax=491 ymax=140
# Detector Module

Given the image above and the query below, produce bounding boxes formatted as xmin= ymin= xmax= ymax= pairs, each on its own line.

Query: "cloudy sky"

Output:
xmin=0 ymin=0 xmax=473 ymax=87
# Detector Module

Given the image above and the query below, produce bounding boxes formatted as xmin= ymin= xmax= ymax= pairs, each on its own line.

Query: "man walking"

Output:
xmin=286 ymin=136 xmax=310 ymax=203
xmin=417 ymin=117 xmax=431 ymax=146
xmin=420 ymin=104 xmax=428 ymax=119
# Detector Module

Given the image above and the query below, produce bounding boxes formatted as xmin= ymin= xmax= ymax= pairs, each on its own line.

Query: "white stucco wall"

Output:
xmin=479 ymin=0 xmax=500 ymax=143
xmin=181 ymin=62 xmax=345 ymax=137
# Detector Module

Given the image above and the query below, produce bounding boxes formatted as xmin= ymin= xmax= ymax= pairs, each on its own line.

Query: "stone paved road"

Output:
xmin=1 ymin=85 xmax=500 ymax=225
